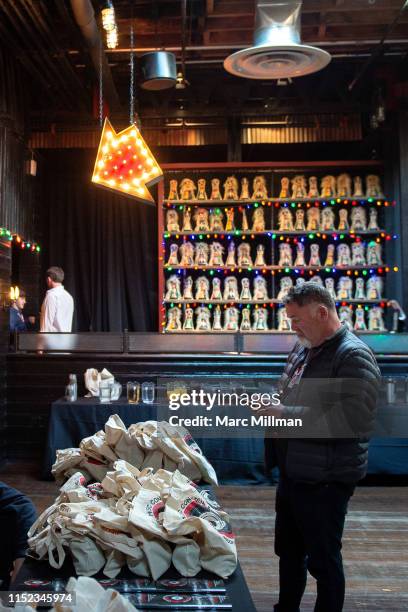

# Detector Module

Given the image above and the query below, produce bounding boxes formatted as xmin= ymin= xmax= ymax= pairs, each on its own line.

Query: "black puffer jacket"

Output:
xmin=265 ymin=325 xmax=381 ymax=484
xmin=0 ymin=482 xmax=37 ymax=579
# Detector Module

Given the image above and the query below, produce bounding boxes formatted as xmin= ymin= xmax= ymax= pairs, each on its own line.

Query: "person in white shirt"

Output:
xmin=40 ymin=266 xmax=74 ymax=332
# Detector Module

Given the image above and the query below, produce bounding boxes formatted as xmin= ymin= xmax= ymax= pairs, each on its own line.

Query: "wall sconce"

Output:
xmin=3 ymin=286 xmax=19 ymax=310
xmin=10 ymin=286 xmax=19 ymax=301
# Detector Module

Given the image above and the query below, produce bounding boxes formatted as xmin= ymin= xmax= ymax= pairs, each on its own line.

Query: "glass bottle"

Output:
xmin=67 ymin=373 xmax=77 ymax=402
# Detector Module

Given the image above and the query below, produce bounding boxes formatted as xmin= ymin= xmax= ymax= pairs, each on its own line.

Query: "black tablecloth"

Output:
xmin=44 ymin=398 xmax=408 ymax=483
xmin=43 ymin=398 xmax=269 ymax=484
xmin=12 ymin=554 xmax=256 ymax=611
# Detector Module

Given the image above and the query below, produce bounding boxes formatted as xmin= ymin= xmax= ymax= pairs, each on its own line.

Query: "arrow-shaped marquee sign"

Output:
xmin=92 ymin=118 xmax=163 ymax=204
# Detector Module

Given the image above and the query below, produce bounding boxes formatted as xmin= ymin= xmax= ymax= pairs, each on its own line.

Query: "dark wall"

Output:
xmin=0 ymin=45 xmax=39 ymax=461
xmin=0 ymin=240 xmax=11 ymax=460
xmin=0 ymin=48 xmax=38 ymax=240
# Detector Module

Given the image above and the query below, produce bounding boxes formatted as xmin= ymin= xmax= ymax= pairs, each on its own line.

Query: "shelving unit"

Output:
xmin=157 ymin=162 xmax=398 ymax=333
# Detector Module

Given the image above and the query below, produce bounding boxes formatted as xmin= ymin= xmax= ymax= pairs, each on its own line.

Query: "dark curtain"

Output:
xmin=39 ymin=150 xmax=157 ymax=332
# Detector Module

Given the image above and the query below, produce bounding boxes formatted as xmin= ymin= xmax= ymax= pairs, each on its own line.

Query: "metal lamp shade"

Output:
xmin=224 ymin=0 xmax=331 ymax=79
xmin=140 ymin=51 xmax=177 ymax=90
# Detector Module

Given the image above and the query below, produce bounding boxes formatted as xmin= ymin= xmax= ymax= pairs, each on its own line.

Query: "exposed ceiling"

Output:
xmin=0 ymin=0 xmax=407 ymax=130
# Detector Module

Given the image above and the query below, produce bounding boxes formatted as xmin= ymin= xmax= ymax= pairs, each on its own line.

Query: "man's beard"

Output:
xmin=296 ymin=335 xmax=312 ymax=349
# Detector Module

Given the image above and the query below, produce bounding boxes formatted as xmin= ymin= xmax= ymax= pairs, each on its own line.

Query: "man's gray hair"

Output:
xmin=283 ymin=281 xmax=336 ymax=310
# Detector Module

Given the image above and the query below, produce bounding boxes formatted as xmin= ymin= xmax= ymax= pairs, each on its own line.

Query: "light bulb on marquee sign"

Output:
xmin=92 ymin=118 xmax=163 ymax=204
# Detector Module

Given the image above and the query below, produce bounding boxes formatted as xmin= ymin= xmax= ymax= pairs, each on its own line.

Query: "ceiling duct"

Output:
xmin=70 ymin=0 xmax=121 ymax=112
xmin=140 ymin=51 xmax=177 ymax=90
xmin=224 ymin=0 xmax=331 ymax=79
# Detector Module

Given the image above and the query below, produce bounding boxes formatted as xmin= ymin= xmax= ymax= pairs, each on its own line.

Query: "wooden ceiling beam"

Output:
xmin=201 ymin=14 xmax=408 ymax=31
xmin=23 ymin=0 xmax=89 ymax=109
xmin=318 ymin=21 xmax=327 ymax=41
xmin=0 ymin=16 xmax=56 ymax=106
xmin=302 ymin=0 xmax=403 ymax=12
xmin=200 ymin=0 xmax=402 ymax=15
xmin=116 ymin=17 xmax=182 ymax=33
xmin=0 ymin=1 xmax=79 ymax=109
xmin=206 ymin=0 xmax=215 ymax=14
xmin=303 ymin=12 xmax=408 ymax=27
xmin=315 ymin=23 xmax=408 ymax=38
xmin=204 ymin=1 xmax=253 ymax=17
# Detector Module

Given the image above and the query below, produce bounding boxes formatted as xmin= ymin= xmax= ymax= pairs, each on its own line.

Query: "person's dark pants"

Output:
xmin=273 ymin=477 xmax=355 ymax=612
xmin=0 ymin=516 xmax=18 ymax=587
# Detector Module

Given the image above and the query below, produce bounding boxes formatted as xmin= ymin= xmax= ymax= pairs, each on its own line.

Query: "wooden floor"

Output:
xmin=1 ymin=462 xmax=408 ymax=611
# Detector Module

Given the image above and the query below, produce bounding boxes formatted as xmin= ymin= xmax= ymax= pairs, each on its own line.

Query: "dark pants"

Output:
xmin=0 ymin=516 xmax=18 ymax=587
xmin=274 ymin=477 xmax=355 ymax=612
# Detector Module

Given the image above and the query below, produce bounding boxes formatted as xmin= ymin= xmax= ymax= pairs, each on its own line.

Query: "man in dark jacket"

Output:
xmin=0 ymin=482 xmax=37 ymax=588
xmin=262 ymin=282 xmax=381 ymax=612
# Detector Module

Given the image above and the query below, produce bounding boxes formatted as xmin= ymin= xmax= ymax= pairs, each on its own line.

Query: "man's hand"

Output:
xmin=10 ymin=558 xmax=24 ymax=583
xmin=387 ymin=300 xmax=402 ymax=312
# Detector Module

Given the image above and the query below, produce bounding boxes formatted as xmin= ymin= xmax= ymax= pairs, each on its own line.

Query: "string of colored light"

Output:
xmin=163 ymin=232 xmax=398 ymax=242
xmin=165 ymin=198 xmax=396 ymax=209
xmin=0 ymin=228 xmax=41 ymax=253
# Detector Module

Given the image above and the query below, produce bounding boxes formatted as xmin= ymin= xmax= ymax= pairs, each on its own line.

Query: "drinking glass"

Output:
xmin=99 ymin=380 xmax=112 ymax=403
xmin=110 ymin=382 xmax=122 ymax=401
xmin=127 ymin=381 xmax=140 ymax=404
xmin=65 ymin=383 xmax=77 ymax=402
xmin=142 ymin=381 xmax=155 ymax=404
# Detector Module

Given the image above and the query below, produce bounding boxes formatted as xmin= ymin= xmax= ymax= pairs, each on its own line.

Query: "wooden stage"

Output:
xmin=1 ymin=462 xmax=407 ymax=611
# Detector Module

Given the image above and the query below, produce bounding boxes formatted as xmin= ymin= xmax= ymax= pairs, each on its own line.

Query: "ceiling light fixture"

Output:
xmin=106 ymin=26 xmax=118 ymax=49
xmin=102 ymin=1 xmax=116 ymax=32
xmin=140 ymin=51 xmax=177 ymax=90
xmin=224 ymin=0 xmax=331 ymax=79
